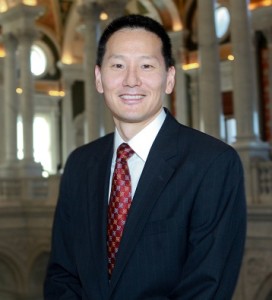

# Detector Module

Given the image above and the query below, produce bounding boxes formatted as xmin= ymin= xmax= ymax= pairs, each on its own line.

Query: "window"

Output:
xmin=31 ymin=44 xmax=47 ymax=77
xmin=225 ymin=117 xmax=237 ymax=144
xmin=33 ymin=116 xmax=52 ymax=173
xmin=214 ymin=5 xmax=230 ymax=41
xmin=17 ymin=115 xmax=53 ymax=174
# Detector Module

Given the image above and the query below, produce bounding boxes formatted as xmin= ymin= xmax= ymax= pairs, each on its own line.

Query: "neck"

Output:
xmin=114 ymin=110 xmax=162 ymax=141
xmin=115 ymin=122 xmax=147 ymax=142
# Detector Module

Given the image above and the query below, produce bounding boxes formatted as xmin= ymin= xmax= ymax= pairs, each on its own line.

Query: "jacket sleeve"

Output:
xmin=169 ymin=148 xmax=247 ymax=300
xmin=44 ymin=152 xmax=82 ymax=300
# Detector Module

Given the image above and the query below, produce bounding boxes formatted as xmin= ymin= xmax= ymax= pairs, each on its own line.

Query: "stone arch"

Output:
xmin=36 ymin=24 xmax=61 ymax=57
xmin=62 ymin=1 xmax=83 ymax=65
xmin=28 ymin=250 xmax=50 ymax=299
xmin=127 ymin=0 xmax=183 ymax=31
xmin=0 ymin=251 xmax=23 ymax=300
xmin=34 ymin=24 xmax=61 ymax=79
xmin=62 ymin=0 xmax=183 ymax=65
xmin=255 ymin=273 xmax=272 ymax=300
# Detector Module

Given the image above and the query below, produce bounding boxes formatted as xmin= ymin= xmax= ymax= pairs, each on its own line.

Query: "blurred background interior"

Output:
xmin=0 ymin=0 xmax=271 ymax=299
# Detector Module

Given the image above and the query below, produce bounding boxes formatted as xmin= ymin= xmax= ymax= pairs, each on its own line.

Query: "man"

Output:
xmin=44 ymin=14 xmax=246 ymax=299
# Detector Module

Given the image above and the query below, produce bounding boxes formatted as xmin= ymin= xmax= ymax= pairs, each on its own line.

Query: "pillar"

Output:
xmin=10 ymin=4 xmax=43 ymax=176
xmin=197 ymin=0 xmax=224 ymax=139
xmin=169 ymin=30 xmax=190 ymax=126
xmin=17 ymin=29 xmax=37 ymax=163
xmin=0 ymin=4 xmax=44 ymax=177
xmin=1 ymin=33 xmax=18 ymax=166
xmin=229 ymin=0 xmax=270 ymax=201
xmin=60 ymin=61 xmax=87 ymax=164
xmin=188 ymin=69 xmax=200 ymax=130
xmin=229 ymin=0 xmax=261 ymax=143
xmin=264 ymin=28 xmax=272 ymax=145
xmin=77 ymin=2 xmax=102 ymax=143
xmin=229 ymin=0 xmax=271 ymax=148
xmin=0 ymin=57 xmax=5 ymax=165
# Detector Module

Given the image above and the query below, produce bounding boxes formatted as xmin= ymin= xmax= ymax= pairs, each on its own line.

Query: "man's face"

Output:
xmin=95 ymin=28 xmax=175 ymax=129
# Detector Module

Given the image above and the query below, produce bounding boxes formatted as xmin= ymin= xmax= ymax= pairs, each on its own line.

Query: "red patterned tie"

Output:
xmin=107 ymin=143 xmax=134 ymax=276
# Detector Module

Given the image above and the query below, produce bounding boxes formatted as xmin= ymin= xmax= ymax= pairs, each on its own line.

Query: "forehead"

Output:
xmin=106 ymin=28 xmax=163 ymax=51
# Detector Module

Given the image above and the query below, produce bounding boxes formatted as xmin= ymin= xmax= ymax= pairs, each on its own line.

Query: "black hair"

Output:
xmin=96 ymin=14 xmax=175 ymax=69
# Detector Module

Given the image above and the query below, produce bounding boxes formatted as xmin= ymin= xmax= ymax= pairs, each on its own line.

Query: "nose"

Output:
xmin=123 ymin=67 xmax=141 ymax=87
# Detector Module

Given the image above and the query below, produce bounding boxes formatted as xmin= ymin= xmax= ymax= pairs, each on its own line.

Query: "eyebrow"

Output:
xmin=107 ymin=54 xmax=159 ymax=61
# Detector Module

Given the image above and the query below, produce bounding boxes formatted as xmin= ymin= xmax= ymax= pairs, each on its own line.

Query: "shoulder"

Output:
xmin=164 ymin=112 xmax=241 ymax=167
xmin=181 ymin=125 xmax=243 ymax=176
xmin=64 ymin=132 xmax=114 ymax=171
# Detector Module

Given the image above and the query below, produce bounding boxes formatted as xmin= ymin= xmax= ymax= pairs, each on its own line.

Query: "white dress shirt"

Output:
xmin=109 ymin=109 xmax=166 ymax=200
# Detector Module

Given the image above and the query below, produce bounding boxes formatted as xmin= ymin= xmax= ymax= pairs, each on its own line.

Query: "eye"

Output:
xmin=141 ymin=64 xmax=154 ymax=70
xmin=112 ymin=63 xmax=124 ymax=69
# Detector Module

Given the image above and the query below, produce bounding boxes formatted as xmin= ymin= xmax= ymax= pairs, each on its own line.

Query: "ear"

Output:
xmin=165 ymin=66 xmax=175 ymax=94
xmin=95 ymin=65 xmax=104 ymax=94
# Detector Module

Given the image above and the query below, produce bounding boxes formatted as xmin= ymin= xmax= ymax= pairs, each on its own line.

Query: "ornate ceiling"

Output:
xmin=0 ymin=0 xmax=270 ymax=56
xmin=0 ymin=0 xmax=271 ymax=94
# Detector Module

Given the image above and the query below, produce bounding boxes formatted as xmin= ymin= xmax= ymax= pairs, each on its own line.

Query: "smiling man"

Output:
xmin=95 ymin=25 xmax=175 ymax=141
xmin=44 ymin=15 xmax=246 ymax=300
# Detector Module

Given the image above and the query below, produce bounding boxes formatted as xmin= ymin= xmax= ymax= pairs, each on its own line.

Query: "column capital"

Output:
xmin=0 ymin=32 xmax=18 ymax=51
xmin=0 ymin=4 xmax=44 ymax=34
xmin=15 ymin=27 xmax=39 ymax=45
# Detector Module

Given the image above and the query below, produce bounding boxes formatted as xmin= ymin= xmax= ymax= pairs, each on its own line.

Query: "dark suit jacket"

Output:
xmin=44 ymin=110 xmax=246 ymax=300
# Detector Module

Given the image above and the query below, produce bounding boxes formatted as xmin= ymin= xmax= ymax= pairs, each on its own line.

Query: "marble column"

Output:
xmin=77 ymin=2 xmax=102 ymax=143
xmin=252 ymin=6 xmax=272 ymax=153
xmin=229 ymin=0 xmax=264 ymax=144
xmin=197 ymin=0 xmax=224 ymax=139
xmin=59 ymin=62 xmax=85 ymax=165
xmin=1 ymin=33 xmax=18 ymax=167
xmin=188 ymin=69 xmax=200 ymax=131
xmin=0 ymin=4 xmax=44 ymax=177
xmin=17 ymin=29 xmax=37 ymax=164
xmin=229 ymin=0 xmax=270 ymax=202
xmin=0 ymin=57 xmax=5 ymax=165
xmin=62 ymin=84 xmax=74 ymax=166
xmin=264 ymin=29 xmax=272 ymax=145
xmin=169 ymin=30 xmax=190 ymax=126
xmin=61 ymin=77 xmax=75 ymax=167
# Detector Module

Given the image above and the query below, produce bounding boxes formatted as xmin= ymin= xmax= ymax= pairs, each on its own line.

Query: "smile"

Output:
xmin=120 ymin=94 xmax=144 ymax=100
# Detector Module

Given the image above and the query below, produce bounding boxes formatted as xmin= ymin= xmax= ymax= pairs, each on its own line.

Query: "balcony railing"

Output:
xmin=0 ymin=175 xmax=60 ymax=204
xmin=251 ymin=160 xmax=272 ymax=205
xmin=0 ymin=160 xmax=271 ymax=207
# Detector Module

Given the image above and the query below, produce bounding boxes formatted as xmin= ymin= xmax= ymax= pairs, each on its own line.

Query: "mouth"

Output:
xmin=119 ymin=94 xmax=145 ymax=102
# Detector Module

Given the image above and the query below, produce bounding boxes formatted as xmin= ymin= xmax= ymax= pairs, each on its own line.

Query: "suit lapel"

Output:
xmin=86 ymin=135 xmax=114 ymax=299
xmin=109 ymin=113 xmax=180 ymax=293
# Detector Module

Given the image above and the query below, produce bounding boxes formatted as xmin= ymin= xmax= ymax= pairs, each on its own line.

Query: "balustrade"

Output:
xmin=0 ymin=176 xmax=60 ymax=203
xmin=251 ymin=160 xmax=272 ymax=204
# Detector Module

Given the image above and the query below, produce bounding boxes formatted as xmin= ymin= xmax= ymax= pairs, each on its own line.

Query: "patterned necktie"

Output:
xmin=107 ymin=143 xmax=134 ymax=276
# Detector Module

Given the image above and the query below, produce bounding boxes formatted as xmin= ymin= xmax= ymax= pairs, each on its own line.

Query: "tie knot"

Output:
xmin=116 ymin=143 xmax=134 ymax=161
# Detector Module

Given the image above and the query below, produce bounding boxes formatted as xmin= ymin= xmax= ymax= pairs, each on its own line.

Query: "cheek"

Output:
xmin=102 ymin=75 xmax=122 ymax=92
xmin=144 ymin=77 xmax=166 ymax=93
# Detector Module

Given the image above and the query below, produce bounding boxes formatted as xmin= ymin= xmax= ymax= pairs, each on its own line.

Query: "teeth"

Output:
xmin=121 ymin=94 xmax=143 ymax=100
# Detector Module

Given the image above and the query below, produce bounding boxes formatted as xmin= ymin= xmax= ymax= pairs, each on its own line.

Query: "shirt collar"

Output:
xmin=114 ymin=108 xmax=166 ymax=162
